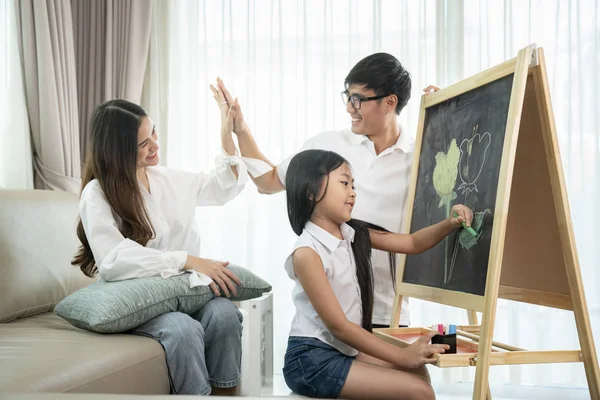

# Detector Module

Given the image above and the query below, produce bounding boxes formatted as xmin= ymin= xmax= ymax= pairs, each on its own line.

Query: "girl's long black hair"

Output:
xmin=285 ymin=149 xmax=394 ymax=332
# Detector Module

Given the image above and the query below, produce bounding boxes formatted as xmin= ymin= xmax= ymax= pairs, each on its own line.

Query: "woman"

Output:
xmin=72 ymin=99 xmax=246 ymax=396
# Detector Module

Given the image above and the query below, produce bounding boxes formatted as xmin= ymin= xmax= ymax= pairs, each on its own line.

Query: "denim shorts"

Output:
xmin=282 ymin=336 xmax=355 ymax=398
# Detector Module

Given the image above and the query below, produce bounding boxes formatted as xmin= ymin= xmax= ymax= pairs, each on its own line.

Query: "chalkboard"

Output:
xmin=403 ymin=74 xmax=514 ymax=296
xmin=383 ymin=47 xmax=600 ymax=398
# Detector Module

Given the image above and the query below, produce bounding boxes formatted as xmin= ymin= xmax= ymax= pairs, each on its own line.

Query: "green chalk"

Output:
xmin=453 ymin=211 xmax=477 ymax=237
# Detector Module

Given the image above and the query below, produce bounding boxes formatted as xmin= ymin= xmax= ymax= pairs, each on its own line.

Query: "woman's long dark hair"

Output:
xmin=286 ymin=149 xmax=394 ymax=332
xmin=72 ymin=99 xmax=155 ymax=277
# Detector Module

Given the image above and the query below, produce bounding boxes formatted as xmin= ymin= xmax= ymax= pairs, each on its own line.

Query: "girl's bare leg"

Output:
xmin=339 ymin=359 xmax=435 ymax=400
xmin=357 ymin=352 xmax=432 ymax=383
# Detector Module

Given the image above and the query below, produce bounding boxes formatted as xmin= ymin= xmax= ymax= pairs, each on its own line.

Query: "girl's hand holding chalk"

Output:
xmin=451 ymin=207 xmax=477 ymax=237
xmin=449 ymin=205 xmax=476 ymax=236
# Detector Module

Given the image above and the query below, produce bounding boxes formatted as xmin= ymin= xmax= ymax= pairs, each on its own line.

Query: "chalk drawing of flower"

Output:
xmin=433 ymin=138 xmax=460 ymax=209
xmin=458 ymin=126 xmax=492 ymax=195
xmin=432 ymin=139 xmax=460 ymax=285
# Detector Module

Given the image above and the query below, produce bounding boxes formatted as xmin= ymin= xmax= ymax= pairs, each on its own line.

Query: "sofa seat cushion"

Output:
xmin=0 ymin=312 xmax=169 ymax=394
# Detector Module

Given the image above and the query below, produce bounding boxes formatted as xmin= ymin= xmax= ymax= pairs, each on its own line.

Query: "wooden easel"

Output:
xmin=375 ymin=44 xmax=600 ymax=400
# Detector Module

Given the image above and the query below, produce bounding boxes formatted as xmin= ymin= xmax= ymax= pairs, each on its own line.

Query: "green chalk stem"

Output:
xmin=453 ymin=211 xmax=477 ymax=237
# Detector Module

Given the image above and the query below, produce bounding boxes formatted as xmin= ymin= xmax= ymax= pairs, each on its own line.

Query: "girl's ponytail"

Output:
xmin=347 ymin=219 xmax=396 ymax=332
xmin=346 ymin=219 xmax=374 ymax=332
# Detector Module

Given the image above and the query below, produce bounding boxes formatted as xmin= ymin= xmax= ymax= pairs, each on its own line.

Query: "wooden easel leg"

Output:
xmin=467 ymin=310 xmax=492 ymax=400
xmin=390 ymin=294 xmax=403 ymax=328
xmin=471 ymin=44 xmax=534 ymax=400
xmin=569 ymin=286 xmax=600 ymax=399
xmin=533 ymin=48 xmax=600 ymax=399
xmin=390 ymin=253 xmax=406 ymax=328
xmin=471 ymin=312 xmax=495 ymax=400
xmin=467 ymin=310 xmax=479 ymax=325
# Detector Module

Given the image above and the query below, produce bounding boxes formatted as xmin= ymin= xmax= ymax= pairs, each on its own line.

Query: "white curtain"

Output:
xmin=148 ymin=0 xmax=438 ymax=378
xmin=0 ymin=0 xmax=33 ymax=190
xmin=141 ymin=0 xmax=171 ymax=164
xmin=146 ymin=0 xmax=599 ymax=390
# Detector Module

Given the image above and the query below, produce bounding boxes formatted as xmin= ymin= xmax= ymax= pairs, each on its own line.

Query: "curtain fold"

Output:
xmin=104 ymin=0 xmax=152 ymax=102
xmin=71 ymin=0 xmax=105 ymax=164
xmin=141 ymin=0 xmax=171 ymax=166
xmin=15 ymin=0 xmax=81 ymax=192
xmin=71 ymin=0 xmax=152 ymax=163
xmin=13 ymin=0 xmax=153 ymax=189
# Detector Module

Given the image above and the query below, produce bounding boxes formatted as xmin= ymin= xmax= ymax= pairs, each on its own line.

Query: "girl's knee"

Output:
xmin=412 ymin=380 xmax=435 ymax=400
xmin=413 ymin=365 xmax=431 ymax=383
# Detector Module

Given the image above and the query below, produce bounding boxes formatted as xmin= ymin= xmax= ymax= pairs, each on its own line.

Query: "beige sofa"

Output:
xmin=0 ymin=189 xmax=272 ymax=395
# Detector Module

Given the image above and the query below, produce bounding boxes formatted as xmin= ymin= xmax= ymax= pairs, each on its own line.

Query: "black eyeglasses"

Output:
xmin=341 ymin=91 xmax=390 ymax=110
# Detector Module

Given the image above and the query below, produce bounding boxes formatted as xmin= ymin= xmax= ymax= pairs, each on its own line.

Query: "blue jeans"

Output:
xmin=130 ymin=297 xmax=243 ymax=395
xmin=283 ymin=336 xmax=355 ymax=398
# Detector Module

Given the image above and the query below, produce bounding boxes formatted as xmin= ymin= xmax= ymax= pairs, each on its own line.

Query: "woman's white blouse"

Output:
xmin=79 ymin=151 xmax=247 ymax=283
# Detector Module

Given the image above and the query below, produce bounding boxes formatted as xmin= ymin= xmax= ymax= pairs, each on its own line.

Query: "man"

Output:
xmin=212 ymin=52 xmax=438 ymax=328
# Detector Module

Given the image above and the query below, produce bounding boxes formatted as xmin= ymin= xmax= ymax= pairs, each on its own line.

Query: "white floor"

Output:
xmin=261 ymin=373 xmax=592 ymax=399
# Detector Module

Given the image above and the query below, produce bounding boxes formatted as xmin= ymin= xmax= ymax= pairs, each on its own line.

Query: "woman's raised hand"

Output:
xmin=210 ymin=77 xmax=246 ymax=134
xmin=210 ymin=79 xmax=236 ymax=137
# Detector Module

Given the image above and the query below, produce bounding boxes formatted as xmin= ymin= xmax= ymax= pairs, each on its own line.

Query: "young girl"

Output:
xmin=283 ymin=149 xmax=473 ymax=400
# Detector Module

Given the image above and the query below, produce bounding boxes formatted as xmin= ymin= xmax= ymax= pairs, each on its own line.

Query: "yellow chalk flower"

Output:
xmin=433 ymin=139 xmax=460 ymax=208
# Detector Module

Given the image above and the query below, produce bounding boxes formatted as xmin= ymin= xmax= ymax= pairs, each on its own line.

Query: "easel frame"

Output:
xmin=376 ymin=44 xmax=600 ymax=400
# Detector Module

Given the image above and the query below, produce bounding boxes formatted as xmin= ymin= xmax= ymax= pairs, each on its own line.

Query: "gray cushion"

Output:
xmin=54 ymin=264 xmax=271 ymax=333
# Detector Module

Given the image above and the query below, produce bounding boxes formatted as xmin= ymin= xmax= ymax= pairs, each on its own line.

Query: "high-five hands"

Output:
xmin=210 ymin=77 xmax=247 ymax=134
